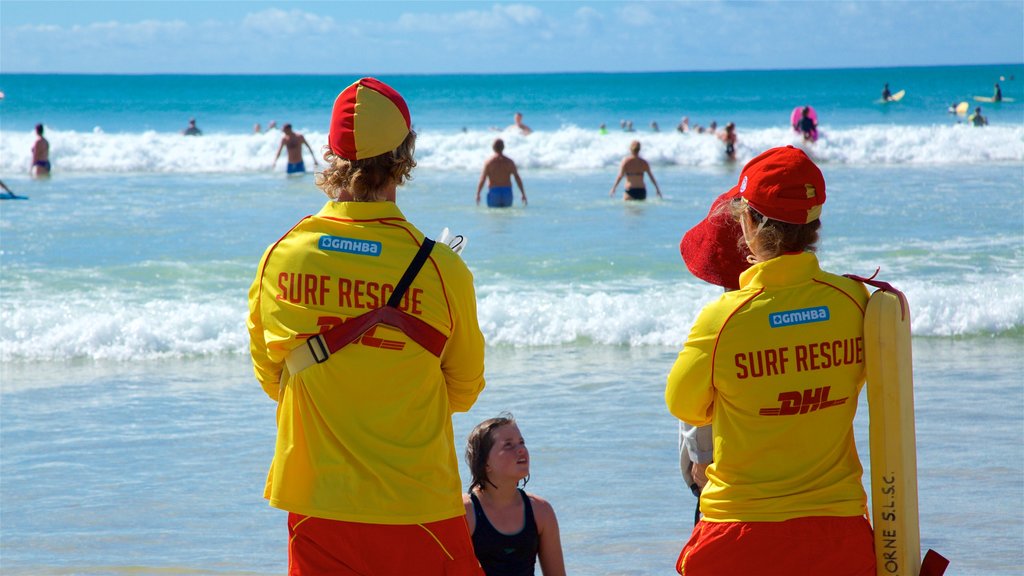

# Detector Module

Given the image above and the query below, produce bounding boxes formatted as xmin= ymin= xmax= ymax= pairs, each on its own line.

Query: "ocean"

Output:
xmin=1 ymin=65 xmax=1022 ymax=575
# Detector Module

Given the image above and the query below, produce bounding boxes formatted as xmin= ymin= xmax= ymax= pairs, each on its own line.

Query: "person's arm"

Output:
xmin=272 ymin=139 xmax=285 ymax=167
xmin=532 ymin=496 xmax=566 ymax=576
xmin=666 ymin=304 xmax=724 ymax=426
xmin=475 ymin=164 xmax=489 ymax=205
xmin=301 ymin=136 xmax=319 ymax=166
xmin=462 ymin=494 xmax=477 ymax=535
xmin=247 ymin=248 xmax=284 ymax=401
xmin=440 ymin=257 xmax=486 ymax=412
xmin=609 ymin=160 xmax=626 ymax=196
xmin=681 ymin=423 xmax=713 ymax=490
xmin=512 ymin=165 xmax=527 ymax=206
xmin=645 ymin=162 xmax=662 ymax=198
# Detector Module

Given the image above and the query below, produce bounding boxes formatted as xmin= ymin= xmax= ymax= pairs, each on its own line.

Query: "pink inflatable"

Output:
xmin=791 ymin=106 xmax=818 ymax=142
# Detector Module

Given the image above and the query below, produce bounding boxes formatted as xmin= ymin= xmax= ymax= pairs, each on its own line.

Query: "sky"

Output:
xmin=1 ymin=1 xmax=1022 ymax=75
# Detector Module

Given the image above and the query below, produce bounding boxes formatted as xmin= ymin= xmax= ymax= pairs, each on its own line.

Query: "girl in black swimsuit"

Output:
xmin=463 ymin=414 xmax=566 ymax=576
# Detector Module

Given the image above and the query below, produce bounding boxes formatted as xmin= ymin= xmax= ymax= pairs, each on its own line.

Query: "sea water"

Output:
xmin=1 ymin=66 xmax=1022 ymax=575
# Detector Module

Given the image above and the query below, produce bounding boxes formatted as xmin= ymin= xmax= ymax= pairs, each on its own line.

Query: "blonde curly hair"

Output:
xmin=315 ymin=131 xmax=418 ymax=201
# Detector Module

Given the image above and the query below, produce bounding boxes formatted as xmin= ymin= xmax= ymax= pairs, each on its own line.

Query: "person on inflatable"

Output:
xmin=665 ymin=146 xmax=874 ymax=576
xmin=795 ymin=106 xmax=818 ymax=142
xmin=248 ymin=77 xmax=488 ymax=576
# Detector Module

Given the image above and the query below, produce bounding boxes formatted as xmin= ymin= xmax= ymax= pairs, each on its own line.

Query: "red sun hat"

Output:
xmin=329 ymin=78 xmax=411 ymax=161
xmin=680 ymin=191 xmax=752 ymax=290
xmin=726 ymin=145 xmax=826 ymax=224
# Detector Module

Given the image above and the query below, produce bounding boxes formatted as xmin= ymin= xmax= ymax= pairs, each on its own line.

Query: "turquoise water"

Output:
xmin=1 ymin=67 xmax=1022 ymax=574
xmin=2 ymin=65 xmax=1022 ymax=135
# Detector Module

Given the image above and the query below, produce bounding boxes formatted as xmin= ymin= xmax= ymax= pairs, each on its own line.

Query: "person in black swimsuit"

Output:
xmin=609 ymin=140 xmax=662 ymax=201
xmin=464 ymin=414 xmax=566 ymax=576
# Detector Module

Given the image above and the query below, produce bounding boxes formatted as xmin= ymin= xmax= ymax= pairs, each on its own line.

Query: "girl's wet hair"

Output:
xmin=466 ymin=412 xmax=526 ymax=493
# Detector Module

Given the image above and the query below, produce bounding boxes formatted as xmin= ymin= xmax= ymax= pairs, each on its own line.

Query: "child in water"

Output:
xmin=464 ymin=414 xmax=566 ymax=576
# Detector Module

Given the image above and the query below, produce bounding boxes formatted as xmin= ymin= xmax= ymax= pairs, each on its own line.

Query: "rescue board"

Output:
xmin=954 ymin=101 xmax=969 ymax=115
xmin=864 ymin=285 xmax=922 ymax=576
xmin=973 ymin=96 xmax=1014 ymax=103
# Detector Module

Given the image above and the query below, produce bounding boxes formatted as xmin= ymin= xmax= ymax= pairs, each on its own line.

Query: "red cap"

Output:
xmin=680 ymin=191 xmax=752 ymax=290
xmin=725 ymin=146 xmax=825 ymax=224
xmin=329 ymin=78 xmax=411 ymax=160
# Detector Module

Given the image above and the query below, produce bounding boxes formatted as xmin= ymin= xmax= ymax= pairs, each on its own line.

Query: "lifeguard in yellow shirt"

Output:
xmin=666 ymin=146 xmax=875 ymax=576
xmin=248 ymin=77 xmax=487 ymax=575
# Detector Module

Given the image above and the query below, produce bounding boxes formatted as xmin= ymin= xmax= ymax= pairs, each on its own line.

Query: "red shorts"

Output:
xmin=676 ymin=515 xmax=875 ymax=576
xmin=288 ymin=513 xmax=484 ymax=576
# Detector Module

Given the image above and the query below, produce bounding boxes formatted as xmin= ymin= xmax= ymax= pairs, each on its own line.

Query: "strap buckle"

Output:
xmin=307 ymin=334 xmax=330 ymax=364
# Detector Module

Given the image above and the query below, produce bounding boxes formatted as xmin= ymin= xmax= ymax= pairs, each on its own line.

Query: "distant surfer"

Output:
xmin=796 ymin=107 xmax=818 ymax=142
xmin=31 ymin=123 xmax=51 ymax=178
xmin=718 ymin=122 xmax=737 ymax=161
xmin=610 ymin=140 xmax=662 ymax=201
xmin=181 ymin=118 xmax=202 ymax=136
xmin=993 ymin=82 xmax=1003 ymax=102
xmin=882 ymin=83 xmax=893 ymax=101
xmin=476 ymin=138 xmax=527 ymax=208
xmin=272 ymin=123 xmax=319 ymax=174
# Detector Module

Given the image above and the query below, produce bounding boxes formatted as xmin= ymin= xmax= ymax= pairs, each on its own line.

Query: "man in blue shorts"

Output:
xmin=475 ymin=139 xmax=527 ymax=208
xmin=273 ymin=123 xmax=319 ymax=174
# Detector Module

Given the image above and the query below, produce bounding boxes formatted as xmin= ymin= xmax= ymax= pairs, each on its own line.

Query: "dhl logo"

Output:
xmin=296 ymin=315 xmax=406 ymax=352
xmin=759 ymin=386 xmax=848 ymax=416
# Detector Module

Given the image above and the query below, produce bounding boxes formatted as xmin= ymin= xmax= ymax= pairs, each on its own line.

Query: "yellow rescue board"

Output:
xmin=865 ymin=288 xmax=921 ymax=576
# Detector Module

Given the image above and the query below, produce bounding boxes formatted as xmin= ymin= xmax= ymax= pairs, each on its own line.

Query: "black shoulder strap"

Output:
xmin=387 ymin=238 xmax=435 ymax=308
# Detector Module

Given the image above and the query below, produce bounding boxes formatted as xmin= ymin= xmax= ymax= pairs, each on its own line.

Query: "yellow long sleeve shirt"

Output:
xmin=666 ymin=252 xmax=869 ymax=522
xmin=248 ymin=200 xmax=486 ymax=524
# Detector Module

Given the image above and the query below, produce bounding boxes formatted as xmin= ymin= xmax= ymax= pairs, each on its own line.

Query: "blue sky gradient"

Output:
xmin=2 ymin=1 xmax=1022 ymax=74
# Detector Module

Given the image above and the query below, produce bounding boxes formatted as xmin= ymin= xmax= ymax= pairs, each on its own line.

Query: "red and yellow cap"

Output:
xmin=329 ymin=78 xmax=411 ymax=161
xmin=725 ymin=146 xmax=826 ymax=224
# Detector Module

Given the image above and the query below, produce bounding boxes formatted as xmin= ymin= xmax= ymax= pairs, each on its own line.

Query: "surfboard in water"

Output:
xmin=879 ymin=89 xmax=906 ymax=103
xmin=0 ymin=192 xmax=28 ymax=200
xmin=973 ymin=96 xmax=1015 ymax=103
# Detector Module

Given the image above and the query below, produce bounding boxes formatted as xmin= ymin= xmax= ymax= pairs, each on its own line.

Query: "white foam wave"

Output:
xmin=2 ymin=123 xmax=1021 ymax=175
xmin=1 ymin=276 xmax=1019 ymax=362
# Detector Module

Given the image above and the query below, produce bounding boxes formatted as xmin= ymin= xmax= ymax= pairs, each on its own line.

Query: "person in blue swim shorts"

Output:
xmin=272 ymin=123 xmax=319 ymax=174
xmin=476 ymin=139 xmax=527 ymax=208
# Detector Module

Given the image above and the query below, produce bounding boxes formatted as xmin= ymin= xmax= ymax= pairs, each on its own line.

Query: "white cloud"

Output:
xmin=241 ymin=8 xmax=337 ymax=36
xmin=396 ymin=3 xmax=545 ymax=35
xmin=617 ymin=3 xmax=656 ymax=27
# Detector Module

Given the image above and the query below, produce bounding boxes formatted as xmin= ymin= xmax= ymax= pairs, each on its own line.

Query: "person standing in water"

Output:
xmin=476 ymin=138 xmax=527 ymax=208
xmin=610 ymin=140 xmax=662 ymax=201
xmin=272 ymin=123 xmax=319 ymax=174
xmin=719 ymin=122 xmax=738 ymax=161
xmin=512 ymin=112 xmax=533 ymax=135
xmin=31 ymin=123 xmax=51 ymax=178
xmin=464 ymin=414 xmax=566 ymax=576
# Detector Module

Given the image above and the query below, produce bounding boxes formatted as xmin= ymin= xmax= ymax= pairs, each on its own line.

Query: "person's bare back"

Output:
xmin=476 ymin=139 xmax=526 ymax=207
xmin=281 ymin=133 xmax=307 ymax=163
xmin=483 ymin=154 xmax=517 ymax=187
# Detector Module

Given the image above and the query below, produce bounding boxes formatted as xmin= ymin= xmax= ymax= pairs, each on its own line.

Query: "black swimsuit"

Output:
xmin=470 ymin=489 xmax=539 ymax=576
